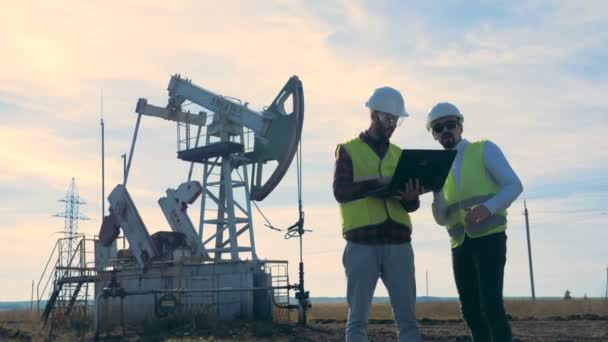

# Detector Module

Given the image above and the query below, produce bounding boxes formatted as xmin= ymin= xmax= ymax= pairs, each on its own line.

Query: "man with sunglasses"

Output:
xmin=333 ymin=87 xmax=422 ymax=342
xmin=427 ymin=102 xmax=523 ymax=342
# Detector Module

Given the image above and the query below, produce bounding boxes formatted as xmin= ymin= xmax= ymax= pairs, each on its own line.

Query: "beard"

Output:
xmin=375 ymin=120 xmax=394 ymax=141
xmin=383 ymin=126 xmax=395 ymax=140
xmin=440 ymin=132 xmax=457 ymax=149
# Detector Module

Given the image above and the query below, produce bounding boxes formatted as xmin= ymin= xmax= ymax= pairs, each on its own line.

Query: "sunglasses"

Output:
xmin=432 ymin=120 xmax=459 ymax=133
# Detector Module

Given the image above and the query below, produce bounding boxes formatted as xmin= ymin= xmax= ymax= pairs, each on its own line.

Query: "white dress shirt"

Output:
xmin=432 ymin=139 xmax=523 ymax=226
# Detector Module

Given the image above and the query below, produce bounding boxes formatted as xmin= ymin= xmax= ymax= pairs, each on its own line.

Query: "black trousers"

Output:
xmin=452 ymin=232 xmax=512 ymax=342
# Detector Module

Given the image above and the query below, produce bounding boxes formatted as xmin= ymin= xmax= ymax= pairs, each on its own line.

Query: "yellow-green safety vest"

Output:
xmin=338 ymin=138 xmax=413 ymax=236
xmin=443 ymin=140 xmax=507 ymax=248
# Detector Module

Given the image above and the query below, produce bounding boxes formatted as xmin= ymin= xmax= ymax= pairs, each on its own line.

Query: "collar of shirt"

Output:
xmin=453 ymin=138 xmax=469 ymax=152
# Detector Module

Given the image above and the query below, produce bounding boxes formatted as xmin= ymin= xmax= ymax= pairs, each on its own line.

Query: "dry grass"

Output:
xmin=0 ymin=310 xmax=40 ymax=331
xmin=309 ymin=299 xmax=608 ymax=321
xmin=506 ymin=298 xmax=608 ymax=318
xmin=0 ymin=309 xmax=92 ymax=341
xmin=0 ymin=310 xmax=41 ymax=341
xmin=1 ymin=299 xmax=606 ymax=341
xmin=0 ymin=310 xmax=37 ymax=321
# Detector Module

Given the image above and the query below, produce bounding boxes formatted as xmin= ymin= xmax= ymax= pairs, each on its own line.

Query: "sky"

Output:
xmin=1 ymin=0 xmax=607 ymax=301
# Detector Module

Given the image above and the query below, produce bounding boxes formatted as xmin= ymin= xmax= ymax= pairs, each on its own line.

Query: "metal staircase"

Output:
xmin=37 ymin=235 xmax=97 ymax=324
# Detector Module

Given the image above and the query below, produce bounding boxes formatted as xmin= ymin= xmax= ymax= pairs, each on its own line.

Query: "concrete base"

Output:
xmin=95 ymin=260 xmax=274 ymax=329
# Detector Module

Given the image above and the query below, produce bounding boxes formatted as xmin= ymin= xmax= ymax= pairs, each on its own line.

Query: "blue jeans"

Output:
xmin=343 ymin=241 xmax=421 ymax=342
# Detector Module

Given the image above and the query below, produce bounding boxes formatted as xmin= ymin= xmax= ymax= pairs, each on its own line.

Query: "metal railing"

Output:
xmin=36 ymin=234 xmax=97 ymax=320
xmin=264 ymin=260 xmax=294 ymax=322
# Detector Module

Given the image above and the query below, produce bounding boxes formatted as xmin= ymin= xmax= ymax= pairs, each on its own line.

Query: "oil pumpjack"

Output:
xmin=93 ymin=75 xmax=309 ymax=332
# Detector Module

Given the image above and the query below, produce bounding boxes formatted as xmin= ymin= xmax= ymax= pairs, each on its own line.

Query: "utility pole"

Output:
xmin=30 ymin=280 xmax=34 ymax=312
xmin=605 ymin=267 xmax=607 ymax=299
xmin=524 ymin=200 xmax=536 ymax=301
xmin=101 ymin=90 xmax=105 ymax=220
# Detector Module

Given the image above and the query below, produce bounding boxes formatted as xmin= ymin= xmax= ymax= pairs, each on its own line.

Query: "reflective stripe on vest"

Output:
xmin=338 ymin=138 xmax=412 ymax=235
xmin=444 ymin=194 xmax=495 ymax=218
xmin=442 ymin=140 xmax=507 ymax=248
xmin=447 ymin=215 xmax=507 ymax=238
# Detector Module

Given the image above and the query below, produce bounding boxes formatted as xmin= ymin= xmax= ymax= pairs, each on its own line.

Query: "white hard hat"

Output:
xmin=426 ymin=102 xmax=464 ymax=130
xmin=365 ymin=86 xmax=409 ymax=118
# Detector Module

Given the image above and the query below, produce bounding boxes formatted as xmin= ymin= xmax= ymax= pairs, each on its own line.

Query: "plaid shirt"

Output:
xmin=333 ymin=131 xmax=419 ymax=244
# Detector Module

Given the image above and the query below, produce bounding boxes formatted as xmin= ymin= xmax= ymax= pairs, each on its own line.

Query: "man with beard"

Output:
xmin=427 ymin=102 xmax=523 ymax=342
xmin=333 ymin=87 xmax=422 ymax=342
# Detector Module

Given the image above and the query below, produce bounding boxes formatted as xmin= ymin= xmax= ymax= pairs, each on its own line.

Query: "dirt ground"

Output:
xmin=2 ymin=301 xmax=607 ymax=341
xmin=1 ymin=315 xmax=608 ymax=341
xmin=302 ymin=315 xmax=608 ymax=342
